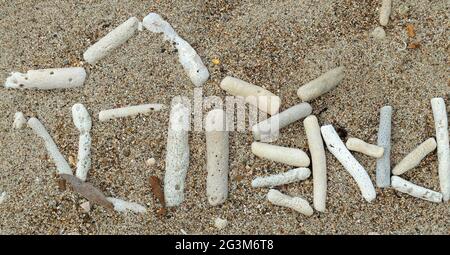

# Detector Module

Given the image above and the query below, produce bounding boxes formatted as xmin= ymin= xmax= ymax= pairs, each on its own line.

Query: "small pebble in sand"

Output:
xmin=220 ymin=76 xmax=281 ymax=115
xmin=391 ymin=176 xmax=442 ymax=203
xmin=98 ymin=104 xmax=164 ymax=122
xmin=4 ymin=67 xmax=86 ymax=90
xmin=251 ymin=142 xmax=310 ymax=167
xmin=143 ymin=13 xmax=209 ymax=86
xmin=84 ymin=17 xmax=139 ymax=64
xmin=252 ymin=102 xmax=312 ymax=142
xmin=0 ymin=191 xmax=6 ymax=204
xmin=346 ymin=137 xmax=384 ymax=158
xmin=252 ymin=168 xmax=310 ymax=188
xmin=371 ymin=26 xmax=386 ymax=40
xmin=146 ymin=158 xmax=156 ymax=166
xmin=392 ymin=138 xmax=436 ymax=176
xmin=68 ymin=155 xmax=76 ymax=167
xmin=214 ymin=217 xmax=228 ymax=230
xmin=379 ymin=0 xmax=392 ymax=26
xmin=80 ymin=201 xmax=91 ymax=213
xmin=107 ymin=197 xmax=147 ymax=213
xmin=297 ymin=66 xmax=345 ymax=102
xmin=13 ymin=112 xmax=26 ymax=129
xmin=72 ymin=103 xmax=92 ymax=182
xmin=205 ymin=109 xmax=229 ymax=206
xmin=164 ymin=99 xmax=190 ymax=207
xmin=267 ymin=189 xmax=313 ymax=216
xmin=376 ymin=106 xmax=392 ymax=188
xmin=321 ymin=125 xmax=376 ymax=202
xmin=431 ymin=98 xmax=450 ymax=202
xmin=28 ymin=117 xmax=72 ymax=175
xmin=138 ymin=22 xmax=143 ymax=32
xmin=304 ymin=115 xmax=327 ymax=212
xmin=212 ymin=58 xmax=220 ymax=65
xmin=397 ymin=4 xmax=410 ymax=17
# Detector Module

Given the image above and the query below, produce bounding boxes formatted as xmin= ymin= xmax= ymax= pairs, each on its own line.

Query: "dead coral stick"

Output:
xmin=346 ymin=137 xmax=384 ymax=158
xmin=376 ymin=106 xmax=392 ymax=187
xmin=143 ymin=13 xmax=209 ymax=86
xmin=164 ymin=99 xmax=190 ymax=207
xmin=379 ymin=0 xmax=392 ymax=26
xmin=251 ymin=142 xmax=310 ymax=167
xmin=106 ymin=197 xmax=147 ymax=213
xmin=72 ymin=104 xmax=92 ymax=182
xmin=205 ymin=109 xmax=229 ymax=206
xmin=251 ymin=168 xmax=310 ymax=188
xmin=220 ymin=76 xmax=281 ymax=115
xmin=98 ymin=104 xmax=164 ymax=122
xmin=267 ymin=189 xmax=313 ymax=216
xmin=297 ymin=66 xmax=345 ymax=102
xmin=392 ymin=138 xmax=436 ymax=176
xmin=391 ymin=176 xmax=442 ymax=203
xmin=321 ymin=125 xmax=376 ymax=202
xmin=84 ymin=17 xmax=139 ymax=64
xmin=4 ymin=67 xmax=86 ymax=90
xmin=304 ymin=115 xmax=327 ymax=212
xmin=431 ymin=97 xmax=450 ymax=201
xmin=252 ymin=102 xmax=312 ymax=142
xmin=28 ymin=117 xmax=72 ymax=175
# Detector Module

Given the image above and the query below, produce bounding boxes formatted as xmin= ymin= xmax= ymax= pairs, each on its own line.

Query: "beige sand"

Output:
xmin=0 ymin=0 xmax=449 ymax=234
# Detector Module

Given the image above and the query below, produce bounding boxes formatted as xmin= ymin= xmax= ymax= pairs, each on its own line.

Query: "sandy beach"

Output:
xmin=0 ymin=0 xmax=449 ymax=234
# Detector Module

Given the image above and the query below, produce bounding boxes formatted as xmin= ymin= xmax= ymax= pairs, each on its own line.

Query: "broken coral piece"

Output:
xmin=391 ymin=176 xmax=442 ymax=203
xmin=143 ymin=13 xmax=209 ymax=86
xmin=72 ymin=103 xmax=92 ymax=182
xmin=4 ymin=67 xmax=86 ymax=90
xmin=431 ymin=97 xmax=450 ymax=202
xmin=220 ymin=76 xmax=281 ymax=115
xmin=376 ymin=106 xmax=392 ymax=188
xmin=28 ymin=117 xmax=72 ymax=175
xmin=205 ymin=109 xmax=229 ymax=206
xmin=98 ymin=104 xmax=164 ymax=122
xmin=251 ymin=142 xmax=310 ymax=167
xmin=164 ymin=98 xmax=190 ymax=207
xmin=321 ymin=125 xmax=376 ymax=202
xmin=83 ymin=17 xmax=139 ymax=64
xmin=107 ymin=197 xmax=147 ymax=213
xmin=297 ymin=66 xmax=345 ymax=102
xmin=304 ymin=115 xmax=327 ymax=212
xmin=13 ymin=112 xmax=27 ymax=129
xmin=392 ymin=138 xmax=436 ymax=176
xmin=251 ymin=168 xmax=310 ymax=188
xmin=267 ymin=189 xmax=313 ymax=216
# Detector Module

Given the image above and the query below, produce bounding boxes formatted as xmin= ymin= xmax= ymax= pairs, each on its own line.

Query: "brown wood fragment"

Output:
xmin=149 ymin=176 xmax=165 ymax=207
xmin=149 ymin=176 xmax=166 ymax=217
xmin=60 ymin=174 xmax=114 ymax=210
